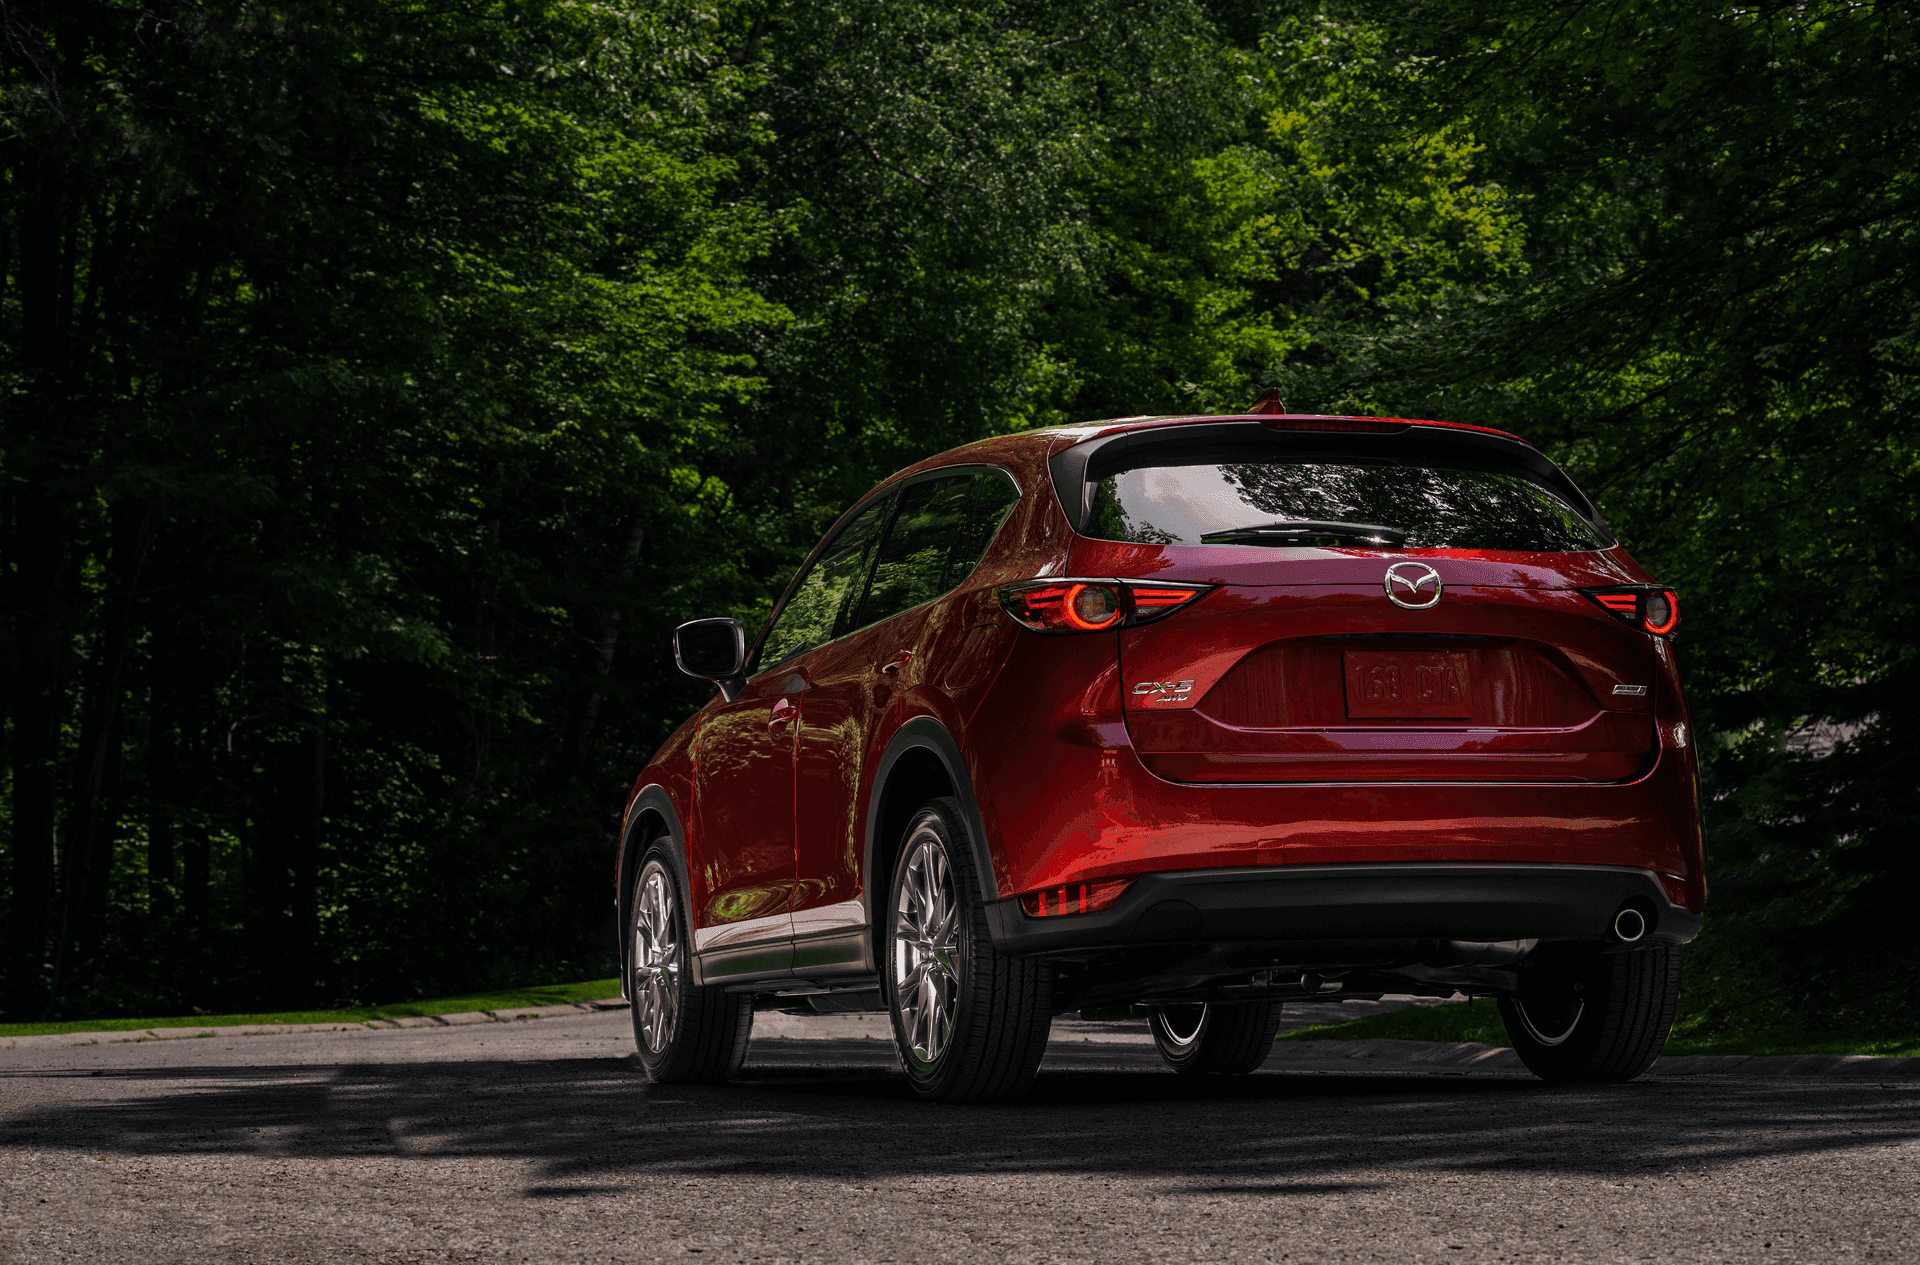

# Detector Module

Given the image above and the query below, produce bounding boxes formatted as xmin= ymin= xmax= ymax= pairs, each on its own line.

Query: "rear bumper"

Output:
xmin=984 ymin=862 xmax=1699 ymax=956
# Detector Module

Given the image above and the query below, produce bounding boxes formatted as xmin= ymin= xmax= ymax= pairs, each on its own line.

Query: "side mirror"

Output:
xmin=673 ymin=617 xmax=747 ymax=699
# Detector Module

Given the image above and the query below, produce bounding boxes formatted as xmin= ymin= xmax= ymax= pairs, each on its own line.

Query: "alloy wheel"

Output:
xmin=1513 ymin=995 xmax=1584 ymax=1047
xmin=1154 ymin=1003 xmax=1209 ymax=1052
xmin=632 ymin=862 xmax=681 ymax=1054
xmin=892 ymin=825 xmax=961 ymax=1065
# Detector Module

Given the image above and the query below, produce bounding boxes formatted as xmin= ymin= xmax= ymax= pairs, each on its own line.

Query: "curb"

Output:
xmin=0 ymin=998 xmax=632 ymax=1051
xmin=1269 ymin=1037 xmax=1920 ymax=1078
xmin=6 ymin=1005 xmax=1915 ymax=1079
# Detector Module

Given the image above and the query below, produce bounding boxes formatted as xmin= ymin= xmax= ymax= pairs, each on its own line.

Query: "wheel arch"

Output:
xmin=863 ymin=717 xmax=996 ymax=964
xmin=618 ymin=785 xmax=695 ymax=1001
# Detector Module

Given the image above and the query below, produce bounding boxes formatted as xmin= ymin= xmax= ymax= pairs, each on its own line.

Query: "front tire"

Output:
xmin=886 ymin=798 xmax=1053 ymax=1104
xmin=628 ymin=847 xmax=752 ymax=1083
xmin=1499 ymin=943 xmax=1682 ymax=1083
xmin=1149 ymin=1002 xmax=1283 ymax=1075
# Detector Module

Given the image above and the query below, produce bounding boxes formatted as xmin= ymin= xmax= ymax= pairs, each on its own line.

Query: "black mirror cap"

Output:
xmin=673 ymin=617 xmax=747 ymax=690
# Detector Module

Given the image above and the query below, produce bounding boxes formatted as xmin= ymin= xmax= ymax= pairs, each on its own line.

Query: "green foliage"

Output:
xmin=0 ymin=978 xmax=621 ymax=1038
xmin=4 ymin=0 xmax=1913 ymax=1033
xmin=1281 ymin=0 xmax=1920 ymax=1045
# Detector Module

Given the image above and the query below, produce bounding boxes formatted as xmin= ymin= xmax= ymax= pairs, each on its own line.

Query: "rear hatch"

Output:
xmin=1054 ymin=420 xmax=1657 ymax=784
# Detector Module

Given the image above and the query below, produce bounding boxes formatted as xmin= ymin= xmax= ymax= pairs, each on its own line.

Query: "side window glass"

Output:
xmin=756 ymin=496 xmax=892 ymax=670
xmin=853 ymin=470 xmax=1019 ymax=631
xmin=945 ymin=470 xmax=1020 ymax=582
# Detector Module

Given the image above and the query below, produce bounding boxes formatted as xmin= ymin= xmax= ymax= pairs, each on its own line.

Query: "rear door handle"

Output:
xmin=769 ymin=698 xmax=796 ymax=729
xmin=880 ymin=650 xmax=914 ymax=675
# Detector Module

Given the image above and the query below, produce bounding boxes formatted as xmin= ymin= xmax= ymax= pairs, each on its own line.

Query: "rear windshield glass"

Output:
xmin=1083 ymin=447 xmax=1608 ymax=552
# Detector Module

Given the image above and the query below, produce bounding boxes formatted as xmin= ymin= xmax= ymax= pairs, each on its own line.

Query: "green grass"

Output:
xmin=1278 ymin=998 xmax=1920 ymax=1057
xmin=0 ymin=979 xmax=622 ymax=1039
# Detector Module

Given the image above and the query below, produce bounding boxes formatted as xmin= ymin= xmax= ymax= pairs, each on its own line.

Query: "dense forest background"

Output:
xmin=2 ymin=0 xmax=1914 ymax=1038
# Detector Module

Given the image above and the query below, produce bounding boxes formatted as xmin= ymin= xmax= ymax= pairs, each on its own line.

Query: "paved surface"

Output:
xmin=2 ymin=1005 xmax=1916 ymax=1264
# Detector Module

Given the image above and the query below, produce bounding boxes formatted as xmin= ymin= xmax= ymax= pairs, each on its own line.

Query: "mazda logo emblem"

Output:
xmin=1383 ymin=562 xmax=1443 ymax=610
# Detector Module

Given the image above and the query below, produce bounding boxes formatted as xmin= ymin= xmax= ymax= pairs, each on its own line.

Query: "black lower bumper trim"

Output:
xmin=986 ymin=862 xmax=1699 ymax=956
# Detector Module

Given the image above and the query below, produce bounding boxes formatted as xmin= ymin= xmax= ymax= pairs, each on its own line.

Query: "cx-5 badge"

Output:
xmin=1383 ymin=561 xmax=1443 ymax=610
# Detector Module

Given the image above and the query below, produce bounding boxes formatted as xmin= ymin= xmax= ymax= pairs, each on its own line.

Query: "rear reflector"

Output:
xmin=1020 ymin=878 xmax=1133 ymax=918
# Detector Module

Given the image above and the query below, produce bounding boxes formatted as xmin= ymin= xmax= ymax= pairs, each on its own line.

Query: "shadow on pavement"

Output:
xmin=4 ymin=1039 xmax=1917 ymax=1197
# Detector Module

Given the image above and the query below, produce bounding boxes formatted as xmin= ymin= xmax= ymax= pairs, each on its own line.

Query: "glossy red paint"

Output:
xmin=617 ymin=411 xmax=1706 ymax=1012
xmin=690 ymin=669 xmax=799 ymax=934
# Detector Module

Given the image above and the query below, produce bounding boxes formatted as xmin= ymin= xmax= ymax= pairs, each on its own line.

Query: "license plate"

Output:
xmin=1343 ymin=650 xmax=1473 ymax=718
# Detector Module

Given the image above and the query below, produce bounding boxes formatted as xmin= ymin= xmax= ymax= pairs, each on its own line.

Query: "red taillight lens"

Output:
xmin=1128 ymin=586 xmax=1203 ymax=619
xmin=999 ymin=579 xmax=1209 ymax=633
xmin=1019 ymin=878 xmax=1133 ymax=918
xmin=1582 ymin=586 xmax=1681 ymax=637
xmin=1643 ymin=590 xmax=1679 ymax=635
xmin=1064 ymin=583 xmax=1121 ymax=630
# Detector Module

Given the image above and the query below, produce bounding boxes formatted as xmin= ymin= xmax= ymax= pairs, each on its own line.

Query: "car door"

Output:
xmin=791 ymin=469 xmax=1022 ymax=969
xmin=690 ymin=495 xmax=891 ymax=981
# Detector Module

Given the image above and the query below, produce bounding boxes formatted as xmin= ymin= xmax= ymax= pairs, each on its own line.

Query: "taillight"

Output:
xmin=999 ymin=579 xmax=1210 ymax=633
xmin=1582 ymin=586 xmax=1681 ymax=636
xmin=1019 ymin=878 xmax=1133 ymax=917
xmin=1643 ymin=590 xmax=1679 ymax=635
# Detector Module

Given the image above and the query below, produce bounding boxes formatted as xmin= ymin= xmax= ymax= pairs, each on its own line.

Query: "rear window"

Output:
xmin=1083 ymin=447 xmax=1609 ymax=552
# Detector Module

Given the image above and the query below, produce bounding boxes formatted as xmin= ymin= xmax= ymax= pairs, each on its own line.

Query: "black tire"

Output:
xmin=1148 ymin=1002 xmax=1283 ymax=1075
xmin=627 ymin=845 xmax=753 ymax=1083
xmin=1498 ymin=943 xmax=1682 ymax=1083
xmin=884 ymin=797 xmax=1053 ymax=1104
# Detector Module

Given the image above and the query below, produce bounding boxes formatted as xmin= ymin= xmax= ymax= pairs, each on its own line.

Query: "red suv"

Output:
xmin=617 ymin=405 xmax=1703 ymax=1102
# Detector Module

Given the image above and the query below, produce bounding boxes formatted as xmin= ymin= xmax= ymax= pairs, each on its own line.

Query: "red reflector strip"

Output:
xmin=1129 ymin=587 xmax=1203 ymax=614
xmin=1595 ymin=594 xmax=1638 ymax=613
xmin=1019 ymin=878 xmax=1133 ymax=918
xmin=1657 ymin=873 xmax=1689 ymax=908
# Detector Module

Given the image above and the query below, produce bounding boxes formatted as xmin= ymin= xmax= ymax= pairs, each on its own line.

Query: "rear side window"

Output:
xmin=1084 ymin=447 xmax=1608 ymax=552
xmin=758 ymin=497 xmax=891 ymax=669
xmin=854 ymin=470 xmax=1020 ymax=629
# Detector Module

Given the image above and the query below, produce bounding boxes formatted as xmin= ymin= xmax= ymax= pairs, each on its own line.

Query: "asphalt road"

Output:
xmin=2 ymin=1008 xmax=1916 ymax=1264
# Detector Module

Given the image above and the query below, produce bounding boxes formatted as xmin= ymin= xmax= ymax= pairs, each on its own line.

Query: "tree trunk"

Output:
xmin=6 ymin=491 xmax=65 ymax=1015
xmin=547 ymin=510 xmax=648 ymax=797
xmin=289 ymin=670 xmax=328 ymax=1003
xmin=147 ymin=639 xmax=178 ymax=917
xmin=53 ymin=501 xmax=151 ymax=987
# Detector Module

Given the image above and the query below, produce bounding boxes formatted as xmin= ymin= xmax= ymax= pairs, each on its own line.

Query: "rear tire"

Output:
xmin=1149 ymin=1001 xmax=1283 ymax=1075
xmin=628 ymin=846 xmax=753 ymax=1083
xmin=1499 ymin=943 xmax=1682 ymax=1083
xmin=885 ymin=797 xmax=1053 ymax=1104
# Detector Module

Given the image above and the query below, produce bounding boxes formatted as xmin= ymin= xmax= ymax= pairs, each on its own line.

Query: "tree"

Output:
xmin=1290 ymin=0 xmax=1920 ymax=1037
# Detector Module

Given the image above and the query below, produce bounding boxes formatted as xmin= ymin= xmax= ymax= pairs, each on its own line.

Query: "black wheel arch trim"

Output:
xmin=618 ymin=785 xmax=695 ymax=1002
xmin=863 ymin=716 xmax=998 ymax=945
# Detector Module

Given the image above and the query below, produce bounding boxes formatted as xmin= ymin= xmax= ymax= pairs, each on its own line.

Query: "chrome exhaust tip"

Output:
xmin=1613 ymin=907 xmax=1648 ymax=944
